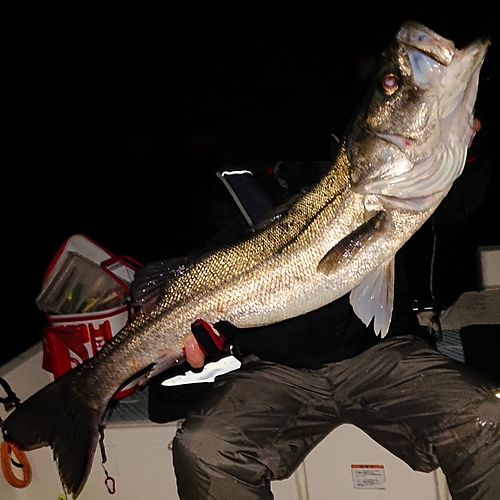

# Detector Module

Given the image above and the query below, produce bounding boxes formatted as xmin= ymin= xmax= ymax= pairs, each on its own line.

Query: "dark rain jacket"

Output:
xmin=188 ymin=159 xmax=429 ymax=369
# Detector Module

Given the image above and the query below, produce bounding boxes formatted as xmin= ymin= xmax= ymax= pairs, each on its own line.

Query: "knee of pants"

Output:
xmin=459 ymin=389 xmax=500 ymax=457
xmin=172 ymin=418 xmax=221 ymax=471
xmin=172 ymin=416 xmax=272 ymax=487
xmin=436 ymin=389 xmax=500 ymax=483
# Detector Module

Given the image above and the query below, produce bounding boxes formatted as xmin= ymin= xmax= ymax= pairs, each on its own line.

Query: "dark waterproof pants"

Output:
xmin=172 ymin=335 xmax=500 ymax=500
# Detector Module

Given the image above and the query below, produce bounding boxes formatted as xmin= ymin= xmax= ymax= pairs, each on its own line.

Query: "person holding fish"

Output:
xmin=170 ymin=33 xmax=499 ymax=500
xmin=2 ymin=21 xmax=498 ymax=500
xmin=173 ymin=149 xmax=499 ymax=499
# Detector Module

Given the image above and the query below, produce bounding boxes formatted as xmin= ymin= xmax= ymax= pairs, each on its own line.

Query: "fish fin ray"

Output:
xmin=317 ymin=211 xmax=386 ymax=274
xmin=147 ymin=350 xmax=185 ymax=378
xmin=350 ymin=258 xmax=395 ymax=337
xmin=131 ymin=257 xmax=191 ymax=314
xmin=2 ymin=373 xmax=105 ymax=498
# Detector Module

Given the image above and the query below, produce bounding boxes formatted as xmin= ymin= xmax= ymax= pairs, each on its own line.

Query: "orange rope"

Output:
xmin=1 ymin=440 xmax=32 ymax=488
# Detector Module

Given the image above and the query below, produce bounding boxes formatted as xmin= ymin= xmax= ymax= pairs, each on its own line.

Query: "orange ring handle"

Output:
xmin=1 ymin=440 xmax=32 ymax=488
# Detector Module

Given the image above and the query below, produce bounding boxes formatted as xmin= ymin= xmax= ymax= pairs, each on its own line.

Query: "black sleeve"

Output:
xmin=190 ymin=181 xmax=251 ymax=255
xmin=214 ymin=258 xmax=425 ymax=369
xmin=214 ymin=295 xmax=361 ymax=368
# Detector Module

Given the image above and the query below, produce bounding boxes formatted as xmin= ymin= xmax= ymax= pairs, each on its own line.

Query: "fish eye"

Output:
xmin=379 ymin=72 xmax=400 ymax=96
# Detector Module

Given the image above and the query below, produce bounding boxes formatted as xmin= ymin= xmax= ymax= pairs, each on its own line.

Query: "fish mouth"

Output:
xmin=397 ymin=20 xmax=491 ymax=67
xmin=377 ymin=24 xmax=490 ymax=156
xmin=351 ymin=22 xmax=490 ymax=207
xmin=397 ymin=21 xmax=490 ymax=92
xmin=396 ymin=21 xmax=456 ymax=66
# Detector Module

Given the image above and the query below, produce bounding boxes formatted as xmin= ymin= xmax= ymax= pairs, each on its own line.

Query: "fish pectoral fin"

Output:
xmin=147 ymin=349 xmax=186 ymax=378
xmin=349 ymin=257 xmax=395 ymax=337
xmin=317 ymin=211 xmax=386 ymax=275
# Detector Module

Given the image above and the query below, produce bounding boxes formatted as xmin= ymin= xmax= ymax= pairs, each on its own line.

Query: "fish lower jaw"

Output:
xmin=377 ymin=132 xmax=416 ymax=150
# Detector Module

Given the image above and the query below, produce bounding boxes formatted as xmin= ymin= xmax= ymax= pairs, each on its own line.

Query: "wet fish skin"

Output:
xmin=2 ymin=21 xmax=489 ymax=498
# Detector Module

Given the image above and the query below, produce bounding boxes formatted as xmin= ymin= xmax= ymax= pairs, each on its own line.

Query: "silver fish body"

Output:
xmin=2 ymin=21 xmax=490 ymax=498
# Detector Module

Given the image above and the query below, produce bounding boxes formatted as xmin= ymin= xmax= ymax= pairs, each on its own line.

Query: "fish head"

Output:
xmin=345 ymin=20 xmax=490 ymax=210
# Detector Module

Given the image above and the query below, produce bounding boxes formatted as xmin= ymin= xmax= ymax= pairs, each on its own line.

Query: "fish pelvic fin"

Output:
xmin=317 ymin=211 xmax=386 ymax=274
xmin=147 ymin=349 xmax=186 ymax=378
xmin=2 ymin=374 xmax=104 ymax=498
xmin=350 ymin=257 xmax=395 ymax=337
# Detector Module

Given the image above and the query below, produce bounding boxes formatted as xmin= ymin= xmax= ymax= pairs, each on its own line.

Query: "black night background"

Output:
xmin=3 ymin=10 xmax=499 ymax=366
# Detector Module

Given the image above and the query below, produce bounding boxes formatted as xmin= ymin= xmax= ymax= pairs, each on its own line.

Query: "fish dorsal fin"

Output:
xmin=317 ymin=211 xmax=386 ymax=274
xmin=349 ymin=258 xmax=395 ymax=337
xmin=131 ymin=256 xmax=191 ymax=314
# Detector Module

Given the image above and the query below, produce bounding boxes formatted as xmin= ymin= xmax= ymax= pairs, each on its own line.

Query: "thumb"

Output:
xmin=183 ymin=333 xmax=206 ymax=369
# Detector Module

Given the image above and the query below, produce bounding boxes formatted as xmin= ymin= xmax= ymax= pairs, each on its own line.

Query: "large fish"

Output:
xmin=2 ymin=21 xmax=489 ymax=498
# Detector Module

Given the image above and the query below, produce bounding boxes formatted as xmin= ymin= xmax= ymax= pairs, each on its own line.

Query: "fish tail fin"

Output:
xmin=2 ymin=373 xmax=106 ymax=498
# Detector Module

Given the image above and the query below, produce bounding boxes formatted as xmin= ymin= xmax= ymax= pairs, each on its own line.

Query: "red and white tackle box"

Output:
xmin=36 ymin=234 xmax=141 ymax=398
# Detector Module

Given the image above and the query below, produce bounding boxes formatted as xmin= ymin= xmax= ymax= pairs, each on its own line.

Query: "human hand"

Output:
xmin=183 ymin=320 xmax=237 ymax=368
xmin=469 ymin=117 xmax=482 ymax=147
xmin=183 ymin=332 xmax=206 ymax=369
xmin=473 ymin=117 xmax=482 ymax=134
